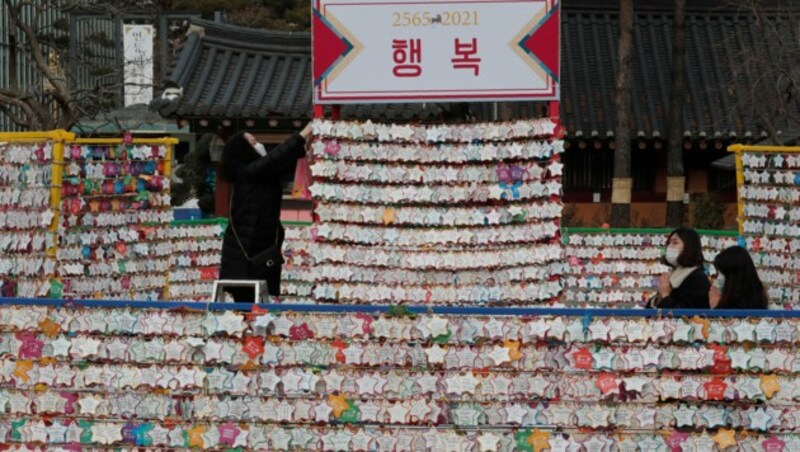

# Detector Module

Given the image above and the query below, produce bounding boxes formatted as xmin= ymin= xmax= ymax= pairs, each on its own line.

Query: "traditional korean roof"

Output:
xmin=150 ymin=19 xmax=449 ymax=127
xmin=152 ymin=2 xmax=799 ymax=138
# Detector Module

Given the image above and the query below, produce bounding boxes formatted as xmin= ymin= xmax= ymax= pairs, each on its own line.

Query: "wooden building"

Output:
xmin=151 ymin=0 xmax=798 ymax=227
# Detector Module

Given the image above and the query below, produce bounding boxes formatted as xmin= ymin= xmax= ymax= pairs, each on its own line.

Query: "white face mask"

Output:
xmin=665 ymin=246 xmax=682 ymax=266
xmin=253 ymin=142 xmax=267 ymax=157
xmin=714 ymin=274 xmax=726 ymax=291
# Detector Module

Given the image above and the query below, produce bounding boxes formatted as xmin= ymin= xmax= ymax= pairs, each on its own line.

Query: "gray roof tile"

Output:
xmin=153 ymin=6 xmax=798 ymax=136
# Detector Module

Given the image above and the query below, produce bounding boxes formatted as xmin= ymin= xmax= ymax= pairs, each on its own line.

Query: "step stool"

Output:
xmin=211 ymin=280 xmax=268 ymax=303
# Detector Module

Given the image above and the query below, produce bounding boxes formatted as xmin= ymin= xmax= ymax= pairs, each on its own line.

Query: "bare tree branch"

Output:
xmin=725 ymin=0 xmax=800 ymax=142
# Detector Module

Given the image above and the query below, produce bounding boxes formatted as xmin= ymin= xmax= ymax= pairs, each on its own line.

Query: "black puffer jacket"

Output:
xmin=219 ymin=132 xmax=306 ymax=297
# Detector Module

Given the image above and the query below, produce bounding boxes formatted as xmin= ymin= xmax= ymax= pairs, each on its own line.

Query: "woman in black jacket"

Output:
xmin=647 ymin=227 xmax=710 ymax=309
xmin=219 ymin=126 xmax=311 ymax=301
xmin=709 ymin=246 xmax=768 ymax=310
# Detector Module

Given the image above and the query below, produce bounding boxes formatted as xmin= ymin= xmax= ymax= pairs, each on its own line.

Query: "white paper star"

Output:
xmin=356 ymin=374 xmax=378 ymax=395
xmin=673 ymin=405 xmax=697 ymax=427
xmin=733 ymin=321 xmax=756 ymax=342
xmin=548 ymin=160 xmax=564 ymax=176
xmin=738 ymin=376 xmax=764 ymax=399
xmin=488 ymin=184 xmax=505 ymax=200
xmin=409 ymin=399 xmax=432 ymax=422
xmin=387 ymin=402 xmax=410 ymax=423
xmin=486 ymin=209 xmax=501 ymax=224
xmin=748 ymin=407 xmax=772 ymax=430
xmin=488 ymin=346 xmax=511 ymax=365
xmin=505 ymin=404 xmax=528 ymax=424
xmin=729 ymin=347 xmax=752 ymax=370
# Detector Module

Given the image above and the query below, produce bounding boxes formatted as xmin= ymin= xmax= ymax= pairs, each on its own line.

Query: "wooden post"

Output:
xmin=611 ymin=0 xmax=634 ymax=227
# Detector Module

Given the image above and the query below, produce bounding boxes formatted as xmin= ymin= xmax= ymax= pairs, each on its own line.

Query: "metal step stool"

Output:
xmin=211 ymin=280 xmax=267 ymax=303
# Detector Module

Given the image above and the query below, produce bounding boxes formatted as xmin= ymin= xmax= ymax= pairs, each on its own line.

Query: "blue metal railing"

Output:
xmin=0 ymin=297 xmax=792 ymax=319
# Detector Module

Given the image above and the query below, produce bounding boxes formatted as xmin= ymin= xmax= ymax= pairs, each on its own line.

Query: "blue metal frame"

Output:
xmin=0 ymin=297 xmax=794 ymax=319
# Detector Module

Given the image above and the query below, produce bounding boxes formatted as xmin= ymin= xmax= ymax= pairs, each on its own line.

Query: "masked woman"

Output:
xmin=709 ymin=246 xmax=768 ymax=310
xmin=218 ymin=125 xmax=312 ymax=301
xmin=647 ymin=227 xmax=710 ymax=309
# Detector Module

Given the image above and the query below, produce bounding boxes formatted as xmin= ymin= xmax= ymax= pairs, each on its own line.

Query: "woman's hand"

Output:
xmin=658 ymin=273 xmax=672 ymax=298
xmin=299 ymin=123 xmax=313 ymax=140
xmin=709 ymin=285 xmax=721 ymax=309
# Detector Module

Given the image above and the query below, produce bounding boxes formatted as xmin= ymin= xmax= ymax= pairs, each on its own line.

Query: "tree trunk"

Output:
xmin=612 ymin=0 xmax=634 ymax=227
xmin=666 ymin=0 xmax=687 ymax=227
xmin=7 ymin=0 xmax=19 ymax=91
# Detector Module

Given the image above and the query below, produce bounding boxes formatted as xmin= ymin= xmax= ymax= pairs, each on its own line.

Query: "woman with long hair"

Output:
xmin=710 ymin=246 xmax=768 ymax=309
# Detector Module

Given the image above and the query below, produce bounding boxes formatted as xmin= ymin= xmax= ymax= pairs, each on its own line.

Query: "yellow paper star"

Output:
xmin=328 ymin=393 xmax=350 ymax=418
xmin=692 ymin=316 xmax=710 ymax=339
xmin=712 ymin=428 xmax=737 ymax=449
xmin=38 ymin=318 xmax=60 ymax=338
xmin=382 ymin=208 xmax=396 ymax=225
xmin=528 ymin=429 xmax=550 ymax=452
xmin=761 ymin=374 xmax=781 ymax=399
xmin=13 ymin=360 xmax=33 ymax=382
xmin=187 ymin=425 xmax=205 ymax=448
xmin=240 ymin=360 xmax=258 ymax=371
xmin=503 ymin=340 xmax=522 ymax=361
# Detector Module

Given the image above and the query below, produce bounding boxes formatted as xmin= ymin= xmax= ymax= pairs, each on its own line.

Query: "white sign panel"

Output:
xmin=312 ymin=0 xmax=560 ymax=103
xmin=123 ymin=24 xmax=154 ymax=107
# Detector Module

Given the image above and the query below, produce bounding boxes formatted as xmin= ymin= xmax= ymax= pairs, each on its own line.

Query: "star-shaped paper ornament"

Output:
xmin=595 ymin=373 xmax=620 ymax=395
xmin=766 ymin=349 xmax=789 ymax=371
xmin=50 ymin=336 xmax=72 ymax=357
xmin=762 ymin=435 xmax=787 ymax=452
xmin=712 ymin=428 xmax=737 ymax=449
xmin=477 ymin=432 xmax=501 ymax=452
xmin=217 ymin=422 xmax=240 ymax=447
xmin=489 ymin=346 xmax=511 ymax=365
xmin=351 ymin=430 xmax=374 ymax=451
xmin=504 ymin=340 xmax=522 ymax=361
xmin=528 ymin=429 xmax=551 ymax=452
xmin=387 ymin=401 xmax=410 ymax=424
xmin=748 ymin=407 xmax=773 ymax=431
xmin=242 ymin=336 xmax=264 ymax=360
xmin=251 ymin=312 xmax=276 ymax=331
xmin=761 ymin=374 xmax=781 ymax=399
xmin=728 ymin=347 xmax=752 ymax=370
xmin=148 ymin=424 xmax=170 ymax=446
xmin=186 ymin=425 xmax=205 ymax=448
xmin=508 ymin=205 xmax=526 ymax=219
xmin=270 ymin=428 xmax=293 ymax=450
xmin=739 ymin=376 xmax=764 ymax=399
xmin=547 ymin=160 xmax=564 ymax=177
xmin=673 ymin=405 xmax=697 ymax=427
xmin=38 ymin=317 xmax=61 ymax=338
xmin=310 ymin=401 xmax=331 ymax=423
xmin=355 ymin=373 xmax=378 ymax=395
xmin=409 ymin=398 xmax=432 ymax=422
xmin=488 ymin=184 xmax=505 ymax=200
xmin=505 ymin=404 xmax=529 ymax=424
xmin=733 ymin=321 xmax=756 ymax=342
xmin=547 ymin=434 xmax=575 ymax=452
xmin=382 ymin=208 xmax=397 ymax=225
xmin=485 ymin=209 xmax=501 ymax=224
xmin=328 ymin=393 xmax=350 ymax=418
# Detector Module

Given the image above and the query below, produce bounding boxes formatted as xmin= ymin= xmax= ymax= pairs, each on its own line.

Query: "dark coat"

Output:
xmin=219 ymin=133 xmax=306 ymax=297
xmin=648 ymin=266 xmax=711 ymax=309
